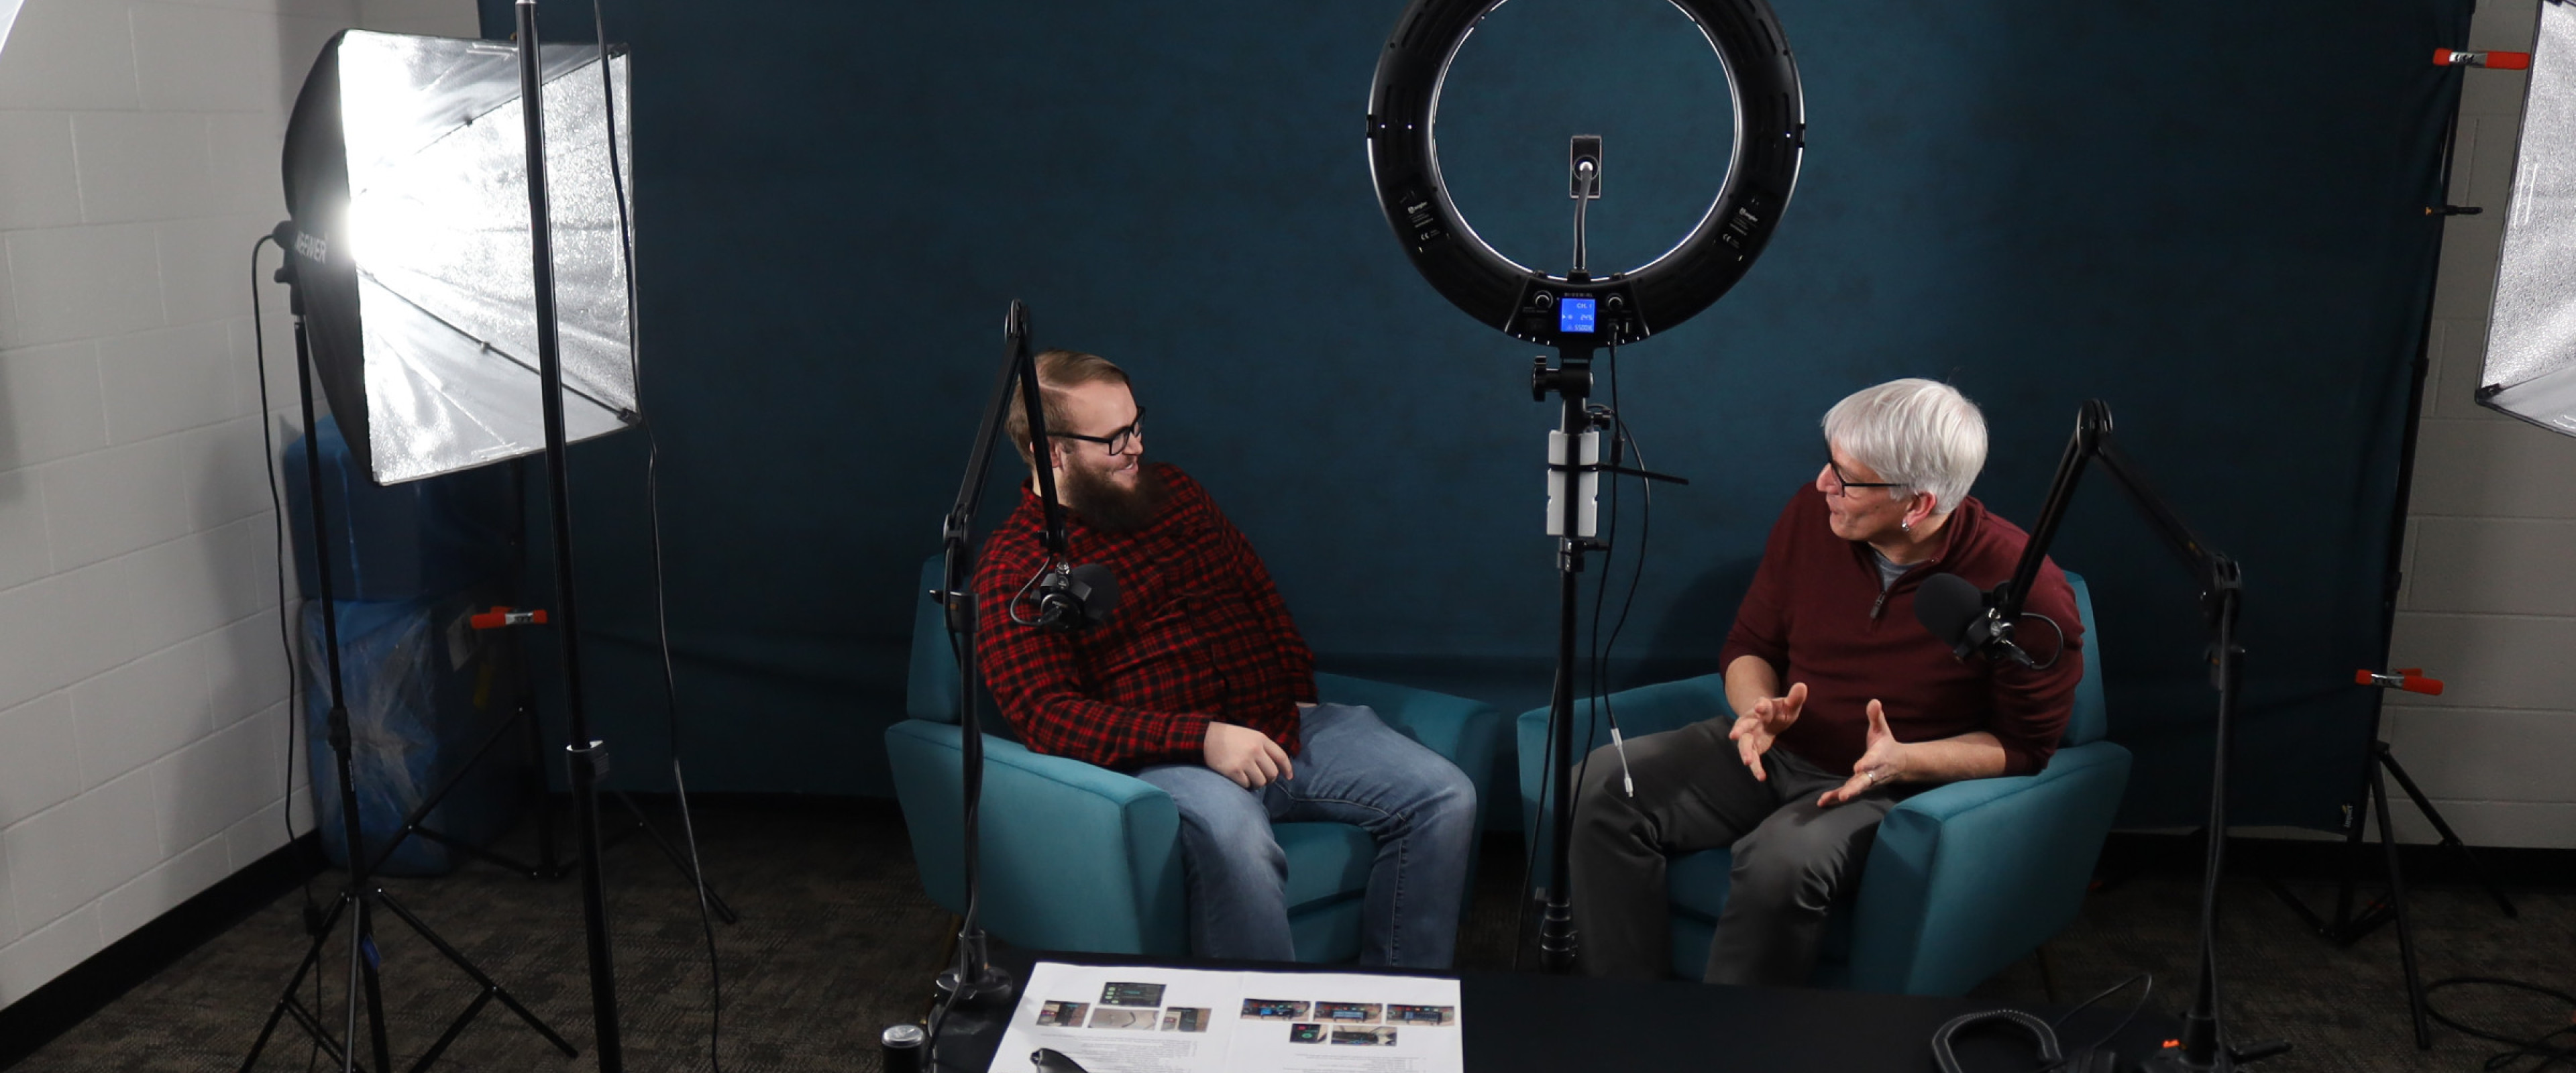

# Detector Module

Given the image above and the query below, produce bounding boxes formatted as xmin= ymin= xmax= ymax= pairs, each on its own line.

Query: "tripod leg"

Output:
xmin=2263 ymin=875 xmax=2330 ymax=936
xmin=372 ymin=701 xmax=546 ymax=881
xmin=2377 ymin=749 xmax=2518 ymax=919
xmin=612 ymin=791 xmax=739 ymax=924
xmin=2332 ymin=752 xmax=2375 ymax=934
xmin=373 ymin=889 xmax=580 ymax=1058
xmin=241 ymin=897 xmax=350 ymax=1073
xmin=2367 ymin=764 xmax=2432 ymax=1050
xmin=409 ymin=991 xmax=494 ymax=1073
xmin=358 ymin=898 xmax=395 ymax=1073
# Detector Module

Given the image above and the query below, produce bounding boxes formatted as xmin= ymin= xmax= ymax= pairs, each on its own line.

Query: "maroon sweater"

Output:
xmin=1718 ymin=484 xmax=2084 ymax=777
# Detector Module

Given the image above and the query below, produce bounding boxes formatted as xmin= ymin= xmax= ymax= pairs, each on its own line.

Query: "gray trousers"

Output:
xmin=1566 ymin=717 xmax=1912 ymax=985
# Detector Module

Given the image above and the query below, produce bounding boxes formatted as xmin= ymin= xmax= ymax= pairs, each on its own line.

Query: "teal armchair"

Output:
xmin=889 ymin=557 xmax=1505 ymax=961
xmin=1515 ymin=572 xmax=2131 ymax=995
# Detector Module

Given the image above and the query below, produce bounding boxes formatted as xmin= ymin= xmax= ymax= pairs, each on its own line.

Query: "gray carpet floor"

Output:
xmin=9 ymin=799 xmax=2571 ymax=1072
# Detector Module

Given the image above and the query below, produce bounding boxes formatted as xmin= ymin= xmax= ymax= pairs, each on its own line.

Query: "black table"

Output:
xmin=925 ymin=945 xmax=2183 ymax=1072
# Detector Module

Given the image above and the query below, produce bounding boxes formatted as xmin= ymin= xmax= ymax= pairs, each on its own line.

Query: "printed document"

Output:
xmin=985 ymin=960 xmax=1463 ymax=1073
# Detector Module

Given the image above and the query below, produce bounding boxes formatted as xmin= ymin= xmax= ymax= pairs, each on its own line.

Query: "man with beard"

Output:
xmin=971 ymin=349 xmax=1478 ymax=968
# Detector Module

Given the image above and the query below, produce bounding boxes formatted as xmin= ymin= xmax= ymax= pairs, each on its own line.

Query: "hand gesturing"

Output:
xmin=1727 ymin=681 xmax=1807 ymax=781
xmin=1818 ymin=699 xmax=1905 ymax=807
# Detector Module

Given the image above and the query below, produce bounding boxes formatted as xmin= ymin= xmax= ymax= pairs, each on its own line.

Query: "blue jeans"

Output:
xmin=1133 ymin=703 xmax=1478 ymax=968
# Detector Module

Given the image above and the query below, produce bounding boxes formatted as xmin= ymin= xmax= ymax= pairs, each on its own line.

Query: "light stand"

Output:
xmin=239 ymin=262 xmax=576 ymax=1073
xmin=512 ymin=3 xmax=628 ymax=1068
xmin=1972 ymin=401 xmax=2286 ymax=1072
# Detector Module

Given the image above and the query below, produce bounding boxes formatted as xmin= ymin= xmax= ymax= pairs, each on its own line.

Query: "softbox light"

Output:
xmin=282 ymin=30 xmax=637 ymax=486
xmin=2479 ymin=1 xmax=2576 ymax=434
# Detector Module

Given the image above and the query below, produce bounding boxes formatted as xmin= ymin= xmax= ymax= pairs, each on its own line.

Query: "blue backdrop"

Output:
xmin=479 ymin=0 xmax=2464 ymax=829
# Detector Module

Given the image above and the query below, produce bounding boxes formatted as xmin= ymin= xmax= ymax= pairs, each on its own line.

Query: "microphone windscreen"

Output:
xmin=1913 ymin=572 xmax=1986 ymax=646
xmin=1069 ymin=563 xmax=1120 ymax=624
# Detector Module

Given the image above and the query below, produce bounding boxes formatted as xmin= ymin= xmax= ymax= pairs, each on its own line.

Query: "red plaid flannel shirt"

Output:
xmin=973 ymin=463 xmax=1317 ymax=771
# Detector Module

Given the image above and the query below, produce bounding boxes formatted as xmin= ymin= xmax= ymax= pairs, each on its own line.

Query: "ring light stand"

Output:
xmin=1365 ymin=0 xmax=1805 ymax=972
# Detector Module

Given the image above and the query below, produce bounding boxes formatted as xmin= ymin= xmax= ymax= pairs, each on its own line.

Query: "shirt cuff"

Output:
xmin=1161 ymin=711 xmax=1213 ymax=756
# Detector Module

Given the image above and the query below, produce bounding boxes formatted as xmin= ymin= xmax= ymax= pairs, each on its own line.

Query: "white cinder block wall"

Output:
xmin=2383 ymin=0 xmax=2576 ymax=849
xmin=0 ymin=0 xmax=477 ymax=1009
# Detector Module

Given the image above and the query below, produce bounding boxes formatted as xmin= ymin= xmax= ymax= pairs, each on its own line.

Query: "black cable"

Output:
xmin=2043 ymin=972 xmax=2152 ymax=1072
xmin=1595 ymin=347 xmax=1651 ymax=766
xmin=253 ymin=231 xmax=333 ymax=1073
xmin=2018 ymin=612 xmax=2066 ymax=671
xmin=580 ymin=2 xmax=724 ymax=1068
xmin=249 ymin=237 xmax=304 ymax=863
xmin=2426 ymin=976 xmax=2576 ymax=1072
xmin=1929 ymin=974 xmax=2153 ymax=1073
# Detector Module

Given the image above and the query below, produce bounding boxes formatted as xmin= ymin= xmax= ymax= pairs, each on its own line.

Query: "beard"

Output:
xmin=1059 ymin=457 xmax=1169 ymax=534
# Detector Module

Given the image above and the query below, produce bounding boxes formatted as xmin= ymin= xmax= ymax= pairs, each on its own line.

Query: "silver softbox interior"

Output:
xmin=2480 ymin=2 xmax=2576 ymax=435
xmin=282 ymin=30 xmax=637 ymax=485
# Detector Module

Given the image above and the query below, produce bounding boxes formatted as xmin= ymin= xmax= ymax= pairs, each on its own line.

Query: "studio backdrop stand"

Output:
xmin=1950 ymin=401 xmax=2286 ymax=1073
xmin=2257 ymin=52 xmax=2517 ymax=1050
xmin=239 ymin=263 xmax=577 ymax=1073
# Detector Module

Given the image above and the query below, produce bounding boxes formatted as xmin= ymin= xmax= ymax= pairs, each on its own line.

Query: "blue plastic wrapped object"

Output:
xmin=303 ymin=591 xmax=527 ymax=877
xmin=284 ymin=414 xmax=516 ymax=603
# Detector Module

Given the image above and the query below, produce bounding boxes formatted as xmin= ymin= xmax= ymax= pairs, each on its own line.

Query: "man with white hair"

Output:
xmin=1568 ymin=378 xmax=2086 ymax=986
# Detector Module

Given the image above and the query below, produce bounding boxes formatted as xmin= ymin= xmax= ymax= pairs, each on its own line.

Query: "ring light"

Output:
xmin=1365 ymin=0 xmax=1805 ymax=349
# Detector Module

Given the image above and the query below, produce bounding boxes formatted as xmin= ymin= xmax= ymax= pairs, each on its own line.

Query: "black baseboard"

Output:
xmin=600 ymin=789 xmax=907 ymax=820
xmin=0 ymin=833 xmax=325 ymax=1071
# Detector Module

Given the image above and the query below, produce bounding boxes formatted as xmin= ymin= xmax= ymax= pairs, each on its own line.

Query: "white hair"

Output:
xmin=1821 ymin=379 xmax=1988 ymax=516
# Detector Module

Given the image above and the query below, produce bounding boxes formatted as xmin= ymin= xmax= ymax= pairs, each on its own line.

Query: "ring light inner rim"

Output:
xmin=1424 ymin=0 xmax=1748 ymax=282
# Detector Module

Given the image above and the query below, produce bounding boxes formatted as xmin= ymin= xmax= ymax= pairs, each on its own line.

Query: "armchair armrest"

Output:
xmin=1316 ymin=672 xmax=1504 ymax=806
xmin=1845 ymin=740 xmax=2133 ymax=995
xmin=884 ymin=720 xmax=1189 ymax=956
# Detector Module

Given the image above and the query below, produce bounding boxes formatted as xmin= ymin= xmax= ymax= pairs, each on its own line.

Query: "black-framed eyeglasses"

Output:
xmin=1825 ymin=458 xmax=1902 ymax=495
xmin=1053 ymin=408 xmax=1146 ymax=456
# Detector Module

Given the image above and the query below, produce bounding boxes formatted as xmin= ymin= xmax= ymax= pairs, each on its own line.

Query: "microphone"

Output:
xmin=1032 ymin=562 xmax=1120 ymax=632
xmin=1915 ymin=572 xmax=2033 ymax=667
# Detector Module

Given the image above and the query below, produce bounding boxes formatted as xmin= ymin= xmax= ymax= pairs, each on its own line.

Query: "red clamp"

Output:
xmin=470 ymin=606 xmax=550 ymax=630
xmin=2434 ymin=48 xmax=2531 ymax=70
xmin=2355 ymin=667 xmax=2444 ymax=696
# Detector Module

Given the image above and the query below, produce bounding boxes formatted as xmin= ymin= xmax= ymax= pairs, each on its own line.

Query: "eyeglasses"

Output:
xmin=1053 ymin=408 xmax=1146 ymax=456
xmin=1824 ymin=458 xmax=1902 ymax=496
